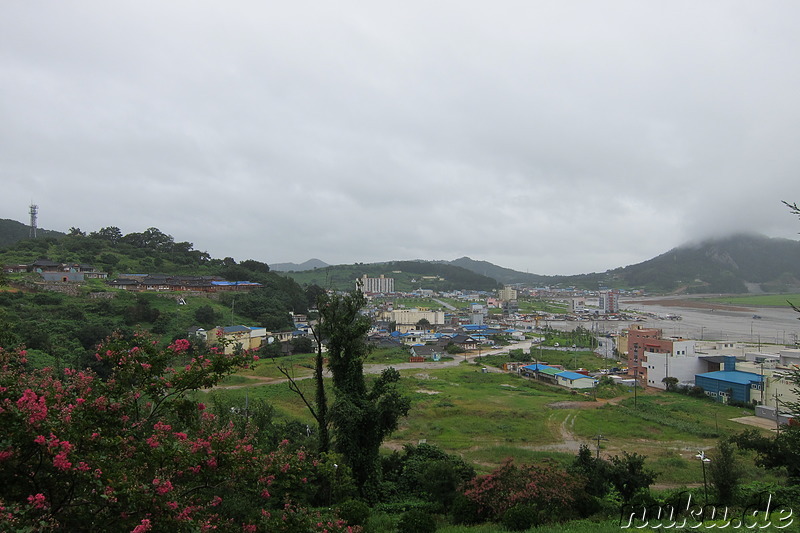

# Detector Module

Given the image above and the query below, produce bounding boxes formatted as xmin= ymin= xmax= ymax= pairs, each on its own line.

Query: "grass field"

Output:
xmin=209 ymin=359 xmax=777 ymax=484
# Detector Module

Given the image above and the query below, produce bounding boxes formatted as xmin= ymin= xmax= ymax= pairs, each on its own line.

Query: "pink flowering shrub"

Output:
xmin=0 ymin=334 xmax=359 ymax=532
xmin=462 ymin=459 xmax=584 ymax=523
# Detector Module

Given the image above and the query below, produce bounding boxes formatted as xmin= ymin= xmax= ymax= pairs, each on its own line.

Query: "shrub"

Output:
xmin=450 ymin=493 xmax=482 ymax=525
xmin=397 ymin=508 xmax=436 ymax=533
xmin=0 ymin=335 xmax=352 ymax=532
xmin=462 ymin=459 xmax=584 ymax=523
xmin=338 ymin=499 xmax=371 ymax=527
xmin=501 ymin=503 xmax=543 ymax=531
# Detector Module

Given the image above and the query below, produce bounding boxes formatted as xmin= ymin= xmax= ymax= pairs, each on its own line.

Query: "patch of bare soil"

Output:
xmin=730 ymin=416 xmax=778 ymax=431
xmin=547 ymin=401 xmax=602 ymax=409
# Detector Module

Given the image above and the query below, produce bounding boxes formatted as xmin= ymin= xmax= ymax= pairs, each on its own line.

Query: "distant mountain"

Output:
xmin=448 ymin=257 xmax=554 ymax=286
xmin=610 ymin=233 xmax=800 ymax=294
xmin=270 ymin=258 xmax=329 ymax=272
xmin=279 ymin=260 xmax=501 ymax=292
xmin=448 ymin=234 xmax=800 ymax=294
xmin=0 ymin=218 xmax=65 ymax=247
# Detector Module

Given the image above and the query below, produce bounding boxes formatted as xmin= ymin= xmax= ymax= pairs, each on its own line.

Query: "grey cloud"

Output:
xmin=2 ymin=1 xmax=800 ymax=275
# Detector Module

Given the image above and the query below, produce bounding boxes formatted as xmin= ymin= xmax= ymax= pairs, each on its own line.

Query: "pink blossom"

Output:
xmin=16 ymin=389 xmax=48 ymax=425
xmin=53 ymin=451 xmax=72 ymax=471
xmin=153 ymin=478 xmax=174 ymax=495
xmin=132 ymin=518 xmax=152 ymax=533
xmin=27 ymin=493 xmax=47 ymax=509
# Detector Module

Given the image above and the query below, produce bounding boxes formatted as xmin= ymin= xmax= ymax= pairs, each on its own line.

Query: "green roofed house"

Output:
xmin=521 ymin=363 xmax=555 ymax=382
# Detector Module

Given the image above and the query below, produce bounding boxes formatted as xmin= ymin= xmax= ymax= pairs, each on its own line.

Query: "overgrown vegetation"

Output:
xmin=0 ymin=227 xmax=311 ymax=365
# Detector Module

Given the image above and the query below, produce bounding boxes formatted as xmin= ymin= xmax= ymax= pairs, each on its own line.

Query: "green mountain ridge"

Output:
xmin=0 ymin=218 xmax=65 ymax=247
xmin=450 ymin=233 xmax=800 ymax=294
xmin=3 ymin=218 xmax=798 ymax=293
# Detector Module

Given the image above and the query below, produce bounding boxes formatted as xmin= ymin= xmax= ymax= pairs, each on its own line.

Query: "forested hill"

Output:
xmin=0 ymin=218 xmax=65 ymax=246
xmin=611 ymin=233 xmax=800 ymax=293
xmin=448 ymin=234 xmax=800 ymax=294
xmin=279 ymin=260 xmax=501 ymax=292
xmin=0 ymin=226 xmax=313 ymax=369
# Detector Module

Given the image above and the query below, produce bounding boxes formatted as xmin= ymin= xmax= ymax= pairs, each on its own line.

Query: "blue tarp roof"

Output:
xmin=696 ymin=370 xmax=763 ymax=385
xmin=221 ymin=325 xmax=250 ymax=333
xmin=522 ymin=364 xmax=556 ymax=372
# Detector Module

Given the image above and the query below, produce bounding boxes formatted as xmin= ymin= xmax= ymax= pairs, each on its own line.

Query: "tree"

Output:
xmin=89 ymin=226 xmax=122 ymax=243
xmin=607 ymin=452 xmax=658 ymax=502
xmin=193 ymin=304 xmax=218 ymax=326
xmin=569 ymin=444 xmax=611 ymax=498
xmin=662 ymin=376 xmax=679 ymax=392
xmin=319 ymin=289 xmax=410 ymax=497
xmin=383 ymin=443 xmax=475 ymax=511
xmin=291 ymin=336 xmax=314 ymax=354
xmin=305 ymin=284 xmax=326 ymax=309
xmin=281 ymin=288 xmax=410 ymax=498
xmin=240 ymin=259 xmax=270 ymax=273
xmin=708 ymin=439 xmax=742 ymax=504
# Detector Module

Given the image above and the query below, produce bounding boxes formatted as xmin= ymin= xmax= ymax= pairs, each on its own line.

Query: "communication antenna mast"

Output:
xmin=29 ymin=203 xmax=38 ymax=238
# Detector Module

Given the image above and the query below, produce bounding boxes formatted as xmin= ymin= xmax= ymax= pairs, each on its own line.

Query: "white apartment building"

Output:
xmin=358 ymin=274 xmax=395 ymax=294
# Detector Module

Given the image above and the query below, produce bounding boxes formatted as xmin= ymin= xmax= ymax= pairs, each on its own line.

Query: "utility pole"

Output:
xmin=592 ymin=434 xmax=607 ymax=459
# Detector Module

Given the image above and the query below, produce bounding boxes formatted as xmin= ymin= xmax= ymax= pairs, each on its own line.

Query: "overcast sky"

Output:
xmin=2 ymin=2 xmax=799 ymax=275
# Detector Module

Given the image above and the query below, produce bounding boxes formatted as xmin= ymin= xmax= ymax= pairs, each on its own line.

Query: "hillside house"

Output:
xmin=206 ymin=325 xmax=268 ymax=354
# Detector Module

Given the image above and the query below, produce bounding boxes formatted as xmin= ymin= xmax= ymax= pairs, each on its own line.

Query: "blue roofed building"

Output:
xmin=694 ymin=356 xmax=763 ymax=404
xmin=555 ymin=371 xmax=597 ymax=389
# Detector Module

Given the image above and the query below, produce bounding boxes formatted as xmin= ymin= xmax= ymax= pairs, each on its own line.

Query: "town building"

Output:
xmin=498 ymin=286 xmax=517 ymax=302
xmin=383 ymin=308 xmax=445 ymax=328
xmin=600 ymin=289 xmax=620 ymax=314
xmin=695 ymin=356 xmax=763 ymax=404
xmin=358 ymin=274 xmax=395 ymax=294
xmin=641 ymin=339 xmax=699 ymax=388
